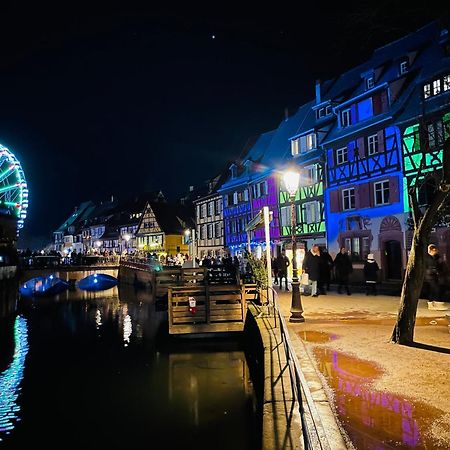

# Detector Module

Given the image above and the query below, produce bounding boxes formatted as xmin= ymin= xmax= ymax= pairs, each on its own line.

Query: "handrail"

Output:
xmin=266 ymin=286 xmax=332 ymax=450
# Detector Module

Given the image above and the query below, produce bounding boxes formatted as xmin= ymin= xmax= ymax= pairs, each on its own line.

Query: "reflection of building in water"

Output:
xmin=315 ymin=348 xmax=441 ymax=449
xmin=168 ymin=351 xmax=254 ymax=429
xmin=0 ymin=316 xmax=29 ymax=442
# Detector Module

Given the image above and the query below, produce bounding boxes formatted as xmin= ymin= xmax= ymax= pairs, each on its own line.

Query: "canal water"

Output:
xmin=0 ymin=280 xmax=261 ymax=449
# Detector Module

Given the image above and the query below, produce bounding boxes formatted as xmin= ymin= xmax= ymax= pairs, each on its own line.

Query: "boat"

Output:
xmin=76 ymin=273 xmax=118 ymax=291
xmin=20 ymin=275 xmax=69 ymax=297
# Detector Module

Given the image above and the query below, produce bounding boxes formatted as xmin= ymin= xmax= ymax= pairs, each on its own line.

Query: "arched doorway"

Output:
xmin=379 ymin=216 xmax=404 ymax=280
xmin=385 ymin=240 xmax=402 ymax=279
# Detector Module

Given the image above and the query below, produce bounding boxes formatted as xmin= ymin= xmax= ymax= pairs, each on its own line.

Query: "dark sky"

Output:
xmin=1 ymin=1 xmax=448 ymax=248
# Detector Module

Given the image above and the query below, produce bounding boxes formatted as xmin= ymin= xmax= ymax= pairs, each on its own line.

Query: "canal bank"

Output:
xmin=276 ymin=290 xmax=450 ymax=448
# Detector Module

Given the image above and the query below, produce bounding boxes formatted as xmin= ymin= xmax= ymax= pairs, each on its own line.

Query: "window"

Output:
xmin=303 ymin=201 xmax=319 ymax=223
xmin=207 ymin=224 xmax=213 ymax=239
xmin=336 ymin=147 xmax=348 ymax=165
xmin=214 ymin=222 xmax=221 ymax=238
xmin=342 ymin=188 xmax=355 ymax=211
xmin=304 ymin=165 xmax=318 ymax=185
xmin=201 ymin=204 xmax=207 ymax=218
xmin=433 ymin=79 xmax=441 ymax=96
xmin=427 ymin=120 xmax=444 ymax=148
xmin=231 ymin=220 xmax=237 ymax=234
xmin=444 ymin=75 xmax=450 ymax=92
xmin=208 ymin=201 xmax=214 ymax=216
xmin=325 ymin=105 xmax=332 ymax=115
xmin=366 ymin=77 xmax=374 ymax=90
xmin=367 ymin=134 xmax=379 ymax=155
xmin=291 ymin=139 xmax=299 ymax=156
xmin=233 ymin=192 xmax=238 ymax=205
xmin=317 ymin=107 xmax=325 ymax=119
xmin=306 ymin=133 xmax=316 ymax=150
xmin=374 ymin=180 xmax=390 ymax=205
xmin=341 ymin=109 xmax=351 ymax=127
xmin=280 ymin=206 xmax=291 ymax=227
xmin=215 ymin=199 xmax=221 ymax=215
xmin=423 ymin=83 xmax=431 ymax=99
xmin=399 ymin=60 xmax=409 ymax=75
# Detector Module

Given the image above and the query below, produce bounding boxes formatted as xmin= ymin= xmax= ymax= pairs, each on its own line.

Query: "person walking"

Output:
xmin=277 ymin=251 xmax=290 ymax=291
xmin=272 ymin=256 xmax=279 ymax=285
xmin=363 ymin=254 xmax=379 ymax=296
xmin=318 ymin=247 xmax=334 ymax=294
xmin=334 ymin=247 xmax=353 ymax=295
xmin=303 ymin=244 xmax=321 ymax=297
xmin=425 ymin=244 xmax=443 ymax=301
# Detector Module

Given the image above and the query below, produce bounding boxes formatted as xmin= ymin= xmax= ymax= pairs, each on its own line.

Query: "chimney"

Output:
xmin=189 ymin=186 xmax=194 ymax=192
xmin=315 ymin=79 xmax=321 ymax=105
xmin=284 ymin=107 xmax=289 ymax=121
xmin=111 ymin=194 xmax=114 ymax=202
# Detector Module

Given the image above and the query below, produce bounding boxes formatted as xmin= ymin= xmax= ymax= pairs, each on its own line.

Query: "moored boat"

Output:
xmin=76 ymin=273 xmax=118 ymax=291
xmin=20 ymin=275 xmax=69 ymax=297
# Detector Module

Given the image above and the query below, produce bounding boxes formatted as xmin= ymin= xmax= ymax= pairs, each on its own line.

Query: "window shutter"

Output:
xmin=356 ymin=137 xmax=366 ymax=158
xmin=356 ymin=183 xmax=371 ymax=209
xmin=373 ymin=92 xmax=382 ymax=115
xmin=389 ymin=176 xmax=400 ymax=203
xmin=369 ymin=182 xmax=375 ymax=207
xmin=348 ymin=141 xmax=355 ymax=161
xmin=377 ymin=129 xmax=385 ymax=152
xmin=329 ymin=189 xmax=340 ymax=213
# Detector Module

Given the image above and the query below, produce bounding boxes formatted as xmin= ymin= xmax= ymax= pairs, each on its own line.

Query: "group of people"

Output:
xmin=272 ymin=245 xmax=381 ymax=297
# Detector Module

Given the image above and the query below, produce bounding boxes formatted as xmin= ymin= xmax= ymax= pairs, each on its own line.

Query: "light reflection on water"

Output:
xmin=0 ymin=316 xmax=29 ymax=441
xmin=314 ymin=348 xmax=443 ymax=449
xmin=0 ymin=283 xmax=259 ymax=449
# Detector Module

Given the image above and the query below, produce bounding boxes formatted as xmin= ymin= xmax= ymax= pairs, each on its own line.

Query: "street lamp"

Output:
xmin=184 ymin=228 xmax=197 ymax=267
xmin=282 ymin=169 xmax=305 ymax=323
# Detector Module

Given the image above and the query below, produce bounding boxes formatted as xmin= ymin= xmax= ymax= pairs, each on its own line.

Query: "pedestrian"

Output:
xmin=272 ymin=256 xmax=279 ymax=285
xmin=334 ymin=247 xmax=353 ymax=295
xmin=318 ymin=247 xmax=334 ymax=294
xmin=303 ymin=244 xmax=321 ymax=297
xmin=363 ymin=253 xmax=379 ymax=296
xmin=425 ymin=244 xmax=444 ymax=301
xmin=276 ymin=251 xmax=290 ymax=291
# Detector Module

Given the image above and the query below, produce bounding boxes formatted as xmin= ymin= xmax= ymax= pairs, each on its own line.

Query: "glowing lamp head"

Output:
xmin=123 ymin=234 xmax=131 ymax=242
xmin=95 ymin=240 xmax=102 ymax=248
xmin=184 ymin=229 xmax=191 ymax=236
xmin=283 ymin=170 xmax=300 ymax=197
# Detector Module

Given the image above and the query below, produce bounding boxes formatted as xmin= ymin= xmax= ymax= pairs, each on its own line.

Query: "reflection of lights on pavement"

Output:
xmin=95 ymin=309 xmax=102 ymax=329
xmin=123 ymin=315 xmax=132 ymax=347
xmin=0 ymin=316 xmax=29 ymax=441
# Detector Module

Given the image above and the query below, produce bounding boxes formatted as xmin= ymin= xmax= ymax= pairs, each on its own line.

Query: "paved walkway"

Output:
xmin=273 ymin=286 xmax=449 ymax=320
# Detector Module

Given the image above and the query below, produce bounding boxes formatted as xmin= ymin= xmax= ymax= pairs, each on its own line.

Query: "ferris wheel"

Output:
xmin=0 ymin=144 xmax=29 ymax=230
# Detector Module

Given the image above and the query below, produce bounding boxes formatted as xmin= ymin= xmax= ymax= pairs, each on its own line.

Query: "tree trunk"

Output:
xmin=390 ymin=225 xmax=428 ymax=343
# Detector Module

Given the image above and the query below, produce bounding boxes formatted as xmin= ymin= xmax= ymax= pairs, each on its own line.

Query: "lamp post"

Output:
xmin=283 ymin=169 xmax=305 ymax=323
xmin=184 ymin=228 xmax=197 ymax=267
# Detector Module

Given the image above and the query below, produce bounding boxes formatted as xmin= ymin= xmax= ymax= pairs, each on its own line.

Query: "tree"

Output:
xmin=391 ymin=122 xmax=450 ymax=344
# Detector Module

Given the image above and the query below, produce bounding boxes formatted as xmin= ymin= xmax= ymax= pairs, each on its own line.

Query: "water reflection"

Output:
xmin=1 ymin=283 xmax=259 ymax=449
xmin=0 ymin=316 xmax=29 ymax=442
xmin=314 ymin=348 xmax=443 ymax=449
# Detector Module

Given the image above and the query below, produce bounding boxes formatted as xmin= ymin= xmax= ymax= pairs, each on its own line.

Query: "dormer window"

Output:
xmin=325 ymin=105 xmax=332 ymax=115
xmin=291 ymin=132 xmax=317 ymax=155
xmin=243 ymin=160 xmax=252 ymax=174
xmin=423 ymin=74 xmax=450 ymax=99
xmin=366 ymin=77 xmax=374 ymax=90
xmin=399 ymin=59 xmax=409 ymax=75
xmin=341 ymin=109 xmax=351 ymax=127
xmin=316 ymin=105 xmax=332 ymax=120
xmin=230 ymin=164 xmax=237 ymax=179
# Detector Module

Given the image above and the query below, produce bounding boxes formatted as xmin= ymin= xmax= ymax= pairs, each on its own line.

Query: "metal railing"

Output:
xmin=265 ymin=287 xmax=331 ymax=450
xmin=19 ymin=255 xmax=120 ymax=269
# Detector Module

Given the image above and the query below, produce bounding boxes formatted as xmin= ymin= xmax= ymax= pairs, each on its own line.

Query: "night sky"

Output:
xmin=1 ymin=1 xmax=448 ymax=248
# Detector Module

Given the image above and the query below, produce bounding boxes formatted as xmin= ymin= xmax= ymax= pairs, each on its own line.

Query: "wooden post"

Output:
xmin=263 ymin=206 xmax=272 ymax=291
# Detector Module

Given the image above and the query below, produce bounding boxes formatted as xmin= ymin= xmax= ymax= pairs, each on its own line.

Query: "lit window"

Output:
xmin=303 ymin=201 xmax=319 ymax=223
xmin=326 ymin=105 xmax=332 ymax=115
xmin=341 ymin=109 xmax=351 ymax=127
xmin=423 ymin=84 xmax=431 ymax=99
xmin=444 ymin=75 xmax=450 ymax=92
xmin=317 ymin=108 xmax=325 ymax=119
xmin=433 ymin=79 xmax=441 ymax=96
xmin=366 ymin=77 xmax=374 ymax=90
xmin=374 ymin=180 xmax=390 ymax=205
xmin=280 ymin=206 xmax=291 ymax=227
xmin=336 ymin=147 xmax=348 ymax=165
xmin=304 ymin=165 xmax=318 ymax=185
xmin=367 ymin=134 xmax=379 ymax=155
xmin=399 ymin=60 xmax=409 ymax=75
xmin=342 ymin=188 xmax=355 ymax=210
xmin=291 ymin=139 xmax=299 ymax=156
xmin=306 ymin=133 xmax=317 ymax=150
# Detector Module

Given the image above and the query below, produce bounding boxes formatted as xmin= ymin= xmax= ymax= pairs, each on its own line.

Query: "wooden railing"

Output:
xmin=168 ymin=284 xmax=250 ymax=335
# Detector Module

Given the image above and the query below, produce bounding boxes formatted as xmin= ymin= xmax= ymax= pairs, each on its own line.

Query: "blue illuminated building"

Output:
xmin=323 ymin=21 xmax=449 ymax=280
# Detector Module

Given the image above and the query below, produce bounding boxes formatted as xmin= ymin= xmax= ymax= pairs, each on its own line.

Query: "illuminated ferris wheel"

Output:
xmin=0 ymin=144 xmax=29 ymax=229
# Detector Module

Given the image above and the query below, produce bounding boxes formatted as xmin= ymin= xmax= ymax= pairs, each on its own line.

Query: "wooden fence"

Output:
xmin=168 ymin=284 xmax=251 ymax=335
